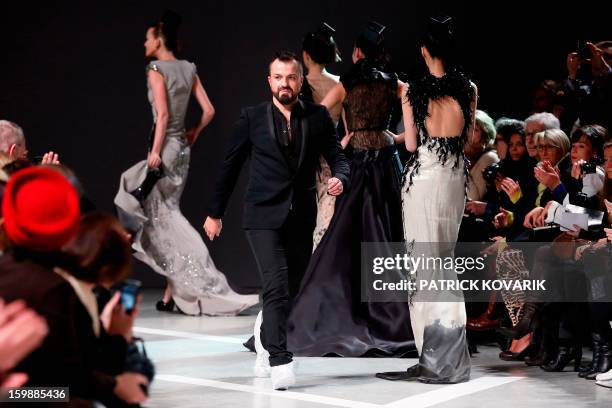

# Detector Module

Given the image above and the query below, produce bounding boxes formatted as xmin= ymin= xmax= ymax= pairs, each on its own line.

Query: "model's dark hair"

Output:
xmin=355 ymin=21 xmax=387 ymax=61
xmin=270 ymin=50 xmax=304 ymax=76
xmin=571 ymin=124 xmax=608 ymax=161
xmin=495 ymin=118 xmax=526 ymax=144
xmin=302 ymin=22 xmax=340 ymax=65
xmin=422 ymin=16 xmax=456 ymax=68
xmin=148 ymin=9 xmax=182 ymax=53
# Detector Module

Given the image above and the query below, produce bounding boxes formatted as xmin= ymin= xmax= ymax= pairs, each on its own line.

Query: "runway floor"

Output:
xmin=136 ymin=290 xmax=612 ymax=408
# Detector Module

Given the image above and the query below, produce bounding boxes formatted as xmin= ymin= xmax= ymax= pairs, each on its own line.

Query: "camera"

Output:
xmin=580 ymin=161 xmax=597 ymax=175
xmin=483 ymin=162 xmax=505 ymax=184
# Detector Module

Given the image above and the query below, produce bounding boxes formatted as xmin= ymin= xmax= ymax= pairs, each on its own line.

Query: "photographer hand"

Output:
xmin=571 ymin=159 xmax=587 ymax=179
xmin=500 ymin=177 xmax=522 ymax=202
xmin=534 ymin=161 xmax=561 ymax=190
xmin=465 ymin=200 xmax=487 ymax=216
xmin=101 ymin=292 xmax=138 ymax=342
xmin=587 ymin=42 xmax=611 ymax=78
xmin=524 ymin=207 xmax=545 ymax=229
xmin=494 ymin=209 xmax=511 ymax=229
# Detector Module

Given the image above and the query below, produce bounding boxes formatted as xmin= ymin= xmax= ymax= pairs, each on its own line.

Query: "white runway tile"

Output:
xmin=136 ymin=291 xmax=612 ymax=408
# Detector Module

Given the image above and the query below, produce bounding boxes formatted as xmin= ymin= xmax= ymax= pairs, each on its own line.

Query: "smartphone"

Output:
xmin=120 ymin=279 xmax=142 ymax=314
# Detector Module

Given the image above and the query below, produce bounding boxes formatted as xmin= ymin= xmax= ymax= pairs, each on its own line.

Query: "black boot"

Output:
xmin=540 ymin=344 xmax=582 ymax=372
xmin=497 ymin=302 xmax=539 ymax=340
xmin=579 ymin=333 xmax=602 ymax=378
xmin=376 ymin=364 xmax=420 ymax=381
xmin=526 ymin=326 xmax=556 ymax=366
xmin=585 ymin=336 xmax=612 ymax=380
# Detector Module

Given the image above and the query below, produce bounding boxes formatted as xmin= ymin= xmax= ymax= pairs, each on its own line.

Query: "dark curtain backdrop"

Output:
xmin=0 ymin=0 xmax=608 ymax=290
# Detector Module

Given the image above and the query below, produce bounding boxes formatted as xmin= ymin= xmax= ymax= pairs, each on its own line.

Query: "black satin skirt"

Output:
xmin=287 ymin=146 xmax=416 ymax=357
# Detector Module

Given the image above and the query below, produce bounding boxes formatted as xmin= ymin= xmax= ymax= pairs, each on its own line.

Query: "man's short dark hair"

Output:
xmin=269 ymin=51 xmax=303 ymax=76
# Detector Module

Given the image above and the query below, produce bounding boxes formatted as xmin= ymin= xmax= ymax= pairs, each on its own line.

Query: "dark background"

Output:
xmin=0 ymin=0 xmax=608 ymax=291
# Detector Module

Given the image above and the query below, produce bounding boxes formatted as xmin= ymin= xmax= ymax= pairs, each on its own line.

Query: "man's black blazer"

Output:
xmin=208 ymin=100 xmax=350 ymax=229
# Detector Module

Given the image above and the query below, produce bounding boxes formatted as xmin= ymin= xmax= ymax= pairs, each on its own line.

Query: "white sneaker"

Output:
xmin=271 ymin=361 xmax=296 ymax=390
xmin=596 ymin=369 xmax=612 ymax=382
xmin=253 ymin=310 xmax=270 ymax=378
xmin=596 ymin=379 xmax=612 ymax=389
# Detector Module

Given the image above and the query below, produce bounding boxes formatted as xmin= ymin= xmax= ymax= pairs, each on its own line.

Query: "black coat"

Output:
xmin=208 ymin=100 xmax=350 ymax=229
xmin=0 ymin=252 xmax=126 ymax=405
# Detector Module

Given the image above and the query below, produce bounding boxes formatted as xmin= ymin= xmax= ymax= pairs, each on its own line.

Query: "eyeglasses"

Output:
xmin=536 ymin=144 xmax=559 ymax=152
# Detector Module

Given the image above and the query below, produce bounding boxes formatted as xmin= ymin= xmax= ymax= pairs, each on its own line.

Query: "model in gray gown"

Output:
xmin=115 ymin=59 xmax=258 ymax=315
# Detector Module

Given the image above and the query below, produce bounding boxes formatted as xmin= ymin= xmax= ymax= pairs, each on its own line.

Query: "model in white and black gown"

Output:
xmin=287 ymin=59 xmax=415 ymax=357
xmin=378 ymin=68 xmax=475 ymax=383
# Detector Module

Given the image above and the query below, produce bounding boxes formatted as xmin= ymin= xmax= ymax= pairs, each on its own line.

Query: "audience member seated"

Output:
xmin=466 ymin=110 xmax=499 ymax=202
xmin=524 ymin=112 xmax=561 ymax=159
xmin=0 ymin=167 xmax=148 ymax=406
xmin=0 ymin=120 xmax=60 ymax=164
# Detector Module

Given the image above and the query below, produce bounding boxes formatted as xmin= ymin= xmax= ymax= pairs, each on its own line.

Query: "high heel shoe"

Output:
xmin=496 ymin=302 xmax=539 ymax=339
xmin=540 ymin=345 xmax=582 ymax=372
xmin=499 ymin=344 xmax=531 ymax=361
xmin=156 ymin=298 xmax=175 ymax=312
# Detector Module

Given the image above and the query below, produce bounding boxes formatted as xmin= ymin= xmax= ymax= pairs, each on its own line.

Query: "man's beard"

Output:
xmin=273 ymin=88 xmax=298 ymax=105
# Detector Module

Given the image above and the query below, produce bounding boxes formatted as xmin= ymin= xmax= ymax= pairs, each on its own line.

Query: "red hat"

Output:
xmin=2 ymin=167 xmax=80 ymax=252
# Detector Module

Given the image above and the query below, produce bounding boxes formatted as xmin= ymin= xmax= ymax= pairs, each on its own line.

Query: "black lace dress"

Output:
xmin=287 ymin=59 xmax=415 ymax=357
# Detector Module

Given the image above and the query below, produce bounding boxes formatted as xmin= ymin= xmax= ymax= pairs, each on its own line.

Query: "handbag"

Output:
xmin=129 ymin=167 xmax=164 ymax=204
xmin=130 ymin=123 xmax=164 ymax=204
xmin=495 ymin=248 xmax=530 ymax=326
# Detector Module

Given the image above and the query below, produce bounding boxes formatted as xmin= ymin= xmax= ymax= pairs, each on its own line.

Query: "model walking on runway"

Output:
xmin=115 ymin=10 xmax=258 ymax=316
xmin=377 ymin=16 xmax=477 ymax=384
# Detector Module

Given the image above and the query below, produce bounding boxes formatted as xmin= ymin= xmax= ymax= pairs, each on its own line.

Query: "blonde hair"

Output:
xmin=534 ymin=128 xmax=570 ymax=157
